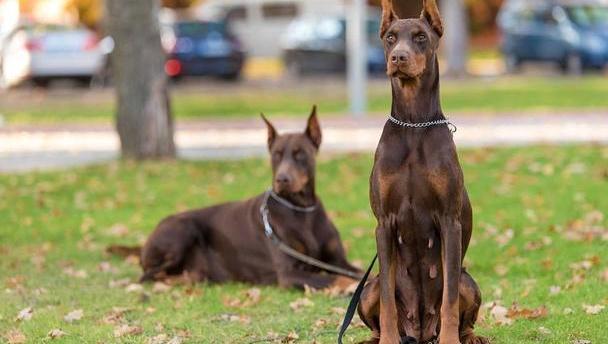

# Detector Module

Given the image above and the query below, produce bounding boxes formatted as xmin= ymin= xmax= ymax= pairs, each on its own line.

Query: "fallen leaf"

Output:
xmin=64 ymin=309 xmax=83 ymax=323
xmin=583 ymin=304 xmax=605 ymax=315
xmin=114 ymin=324 xmax=143 ymax=337
xmin=489 ymin=304 xmax=513 ymax=325
xmin=4 ymin=329 xmax=26 ymax=344
xmin=284 ymin=331 xmax=299 ymax=343
xmin=125 ymin=283 xmax=144 ymax=293
xmin=549 ymin=286 xmax=561 ymax=296
xmin=167 ymin=336 xmax=183 ymax=344
xmin=507 ymin=303 xmax=548 ymax=320
xmin=47 ymin=329 xmax=67 ymax=339
xmin=538 ymin=326 xmax=551 ymax=336
xmin=102 ymin=307 xmax=131 ymax=325
xmin=563 ymin=307 xmax=574 ymax=315
xmin=108 ymin=224 xmax=129 ymax=237
xmin=219 ymin=313 xmax=251 ymax=324
xmin=152 ymin=282 xmax=171 ymax=293
xmin=63 ymin=267 xmax=87 ymax=279
xmin=289 ymin=298 xmax=314 ymax=311
xmin=146 ymin=333 xmax=168 ymax=344
xmin=16 ymin=307 xmax=33 ymax=321
xmin=572 ymin=340 xmax=591 ymax=344
xmin=109 ymin=278 xmax=131 ymax=288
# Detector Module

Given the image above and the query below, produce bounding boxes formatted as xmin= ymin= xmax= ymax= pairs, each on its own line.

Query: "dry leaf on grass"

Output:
xmin=167 ymin=336 xmax=183 ymax=344
xmin=62 ymin=267 xmax=88 ymax=278
xmin=47 ymin=329 xmax=67 ymax=339
xmin=489 ymin=304 xmax=512 ymax=326
xmin=283 ymin=331 xmax=299 ymax=343
xmin=114 ymin=324 xmax=143 ymax=337
xmin=108 ymin=224 xmax=130 ymax=237
xmin=102 ymin=307 xmax=132 ymax=325
xmin=125 ymin=283 xmax=144 ymax=293
xmin=507 ymin=303 xmax=548 ymax=320
xmin=4 ymin=329 xmax=26 ymax=344
xmin=582 ymin=304 xmax=605 ymax=315
xmin=219 ymin=313 xmax=251 ymax=324
xmin=222 ymin=288 xmax=261 ymax=308
xmin=64 ymin=309 xmax=83 ymax=323
xmin=572 ymin=340 xmax=591 ymax=344
xmin=549 ymin=286 xmax=561 ymax=296
xmin=537 ymin=327 xmax=551 ymax=336
xmin=15 ymin=307 xmax=33 ymax=321
xmin=152 ymin=282 xmax=171 ymax=293
xmin=289 ymin=298 xmax=313 ymax=311
xmin=109 ymin=278 xmax=131 ymax=288
xmin=146 ymin=333 xmax=168 ymax=344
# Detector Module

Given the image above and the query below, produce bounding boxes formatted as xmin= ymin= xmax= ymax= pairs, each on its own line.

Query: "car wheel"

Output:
xmin=220 ymin=71 xmax=240 ymax=81
xmin=32 ymin=78 xmax=50 ymax=88
xmin=504 ymin=53 xmax=520 ymax=74
xmin=562 ymin=53 xmax=582 ymax=75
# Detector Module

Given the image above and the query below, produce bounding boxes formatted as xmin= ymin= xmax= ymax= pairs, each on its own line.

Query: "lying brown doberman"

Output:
xmin=135 ymin=106 xmax=360 ymax=290
xmin=356 ymin=1 xmax=488 ymax=343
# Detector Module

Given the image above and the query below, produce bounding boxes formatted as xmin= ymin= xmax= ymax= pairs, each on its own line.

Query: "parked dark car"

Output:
xmin=280 ymin=17 xmax=386 ymax=75
xmin=161 ymin=20 xmax=245 ymax=80
xmin=498 ymin=0 xmax=608 ymax=73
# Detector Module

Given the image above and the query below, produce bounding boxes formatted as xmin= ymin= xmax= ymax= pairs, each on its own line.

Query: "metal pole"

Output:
xmin=346 ymin=0 xmax=367 ymax=117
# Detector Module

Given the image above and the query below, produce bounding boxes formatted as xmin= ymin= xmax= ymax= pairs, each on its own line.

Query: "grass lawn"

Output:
xmin=2 ymin=76 xmax=608 ymax=125
xmin=1 ymin=145 xmax=607 ymax=343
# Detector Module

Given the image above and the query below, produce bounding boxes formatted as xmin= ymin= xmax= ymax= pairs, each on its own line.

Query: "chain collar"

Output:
xmin=388 ymin=114 xmax=457 ymax=133
xmin=267 ymin=188 xmax=317 ymax=213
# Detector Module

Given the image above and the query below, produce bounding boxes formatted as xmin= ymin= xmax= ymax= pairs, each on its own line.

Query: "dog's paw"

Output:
xmin=400 ymin=336 xmax=418 ymax=344
xmin=326 ymin=276 xmax=358 ymax=295
xmin=460 ymin=334 xmax=489 ymax=344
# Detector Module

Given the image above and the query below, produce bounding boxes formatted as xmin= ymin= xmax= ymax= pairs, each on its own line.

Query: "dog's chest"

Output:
xmin=373 ymin=149 xmax=448 ymax=216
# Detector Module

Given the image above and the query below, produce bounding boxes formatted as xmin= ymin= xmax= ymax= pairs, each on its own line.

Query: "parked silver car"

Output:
xmin=0 ymin=24 xmax=113 ymax=88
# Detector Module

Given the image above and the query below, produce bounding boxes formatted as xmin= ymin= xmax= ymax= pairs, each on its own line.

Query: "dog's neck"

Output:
xmin=390 ymin=57 xmax=443 ymax=123
xmin=279 ymin=180 xmax=317 ymax=208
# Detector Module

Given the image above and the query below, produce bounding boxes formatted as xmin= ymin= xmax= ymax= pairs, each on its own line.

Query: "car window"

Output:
xmin=176 ymin=22 xmax=226 ymax=37
xmin=565 ymin=5 xmax=608 ymax=27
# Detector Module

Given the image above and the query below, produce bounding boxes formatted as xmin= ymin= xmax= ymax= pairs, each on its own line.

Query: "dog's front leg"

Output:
xmin=376 ymin=214 xmax=400 ymax=344
xmin=438 ymin=217 xmax=462 ymax=344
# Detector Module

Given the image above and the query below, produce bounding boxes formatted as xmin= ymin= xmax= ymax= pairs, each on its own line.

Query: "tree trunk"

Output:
xmin=105 ymin=0 xmax=176 ymax=160
xmin=442 ymin=0 xmax=469 ymax=76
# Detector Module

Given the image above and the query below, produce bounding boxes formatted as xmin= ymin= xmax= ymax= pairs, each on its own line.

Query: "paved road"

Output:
xmin=1 ymin=112 xmax=607 ymax=173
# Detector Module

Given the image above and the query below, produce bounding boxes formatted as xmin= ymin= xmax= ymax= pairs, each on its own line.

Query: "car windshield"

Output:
xmin=176 ymin=22 xmax=226 ymax=37
xmin=565 ymin=5 xmax=608 ymax=27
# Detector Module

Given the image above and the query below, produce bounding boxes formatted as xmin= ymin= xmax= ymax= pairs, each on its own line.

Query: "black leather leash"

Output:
xmin=260 ymin=190 xmax=364 ymax=280
xmin=337 ymin=254 xmax=377 ymax=344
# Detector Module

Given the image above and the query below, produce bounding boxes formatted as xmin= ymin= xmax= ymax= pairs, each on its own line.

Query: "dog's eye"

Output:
xmin=294 ymin=150 xmax=306 ymax=161
xmin=386 ymin=33 xmax=396 ymax=44
xmin=415 ymin=34 xmax=427 ymax=43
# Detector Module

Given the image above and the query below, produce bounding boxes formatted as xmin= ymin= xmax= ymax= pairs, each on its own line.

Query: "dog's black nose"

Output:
xmin=275 ymin=174 xmax=291 ymax=186
xmin=390 ymin=51 xmax=409 ymax=65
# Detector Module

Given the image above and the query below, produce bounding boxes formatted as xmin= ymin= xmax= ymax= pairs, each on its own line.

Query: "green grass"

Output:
xmin=1 ymin=145 xmax=607 ymax=343
xmin=2 ymin=76 xmax=608 ymax=124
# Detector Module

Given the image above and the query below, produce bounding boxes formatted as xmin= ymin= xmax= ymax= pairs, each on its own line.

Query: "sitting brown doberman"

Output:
xmin=356 ymin=1 xmax=488 ymax=343
xmin=132 ymin=106 xmax=360 ymax=290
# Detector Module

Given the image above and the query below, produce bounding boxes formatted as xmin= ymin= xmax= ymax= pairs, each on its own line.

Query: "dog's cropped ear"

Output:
xmin=380 ymin=0 xmax=399 ymax=38
xmin=260 ymin=113 xmax=278 ymax=149
xmin=421 ymin=0 xmax=443 ymax=38
xmin=305 ymin=105 xmax=322 ymax=150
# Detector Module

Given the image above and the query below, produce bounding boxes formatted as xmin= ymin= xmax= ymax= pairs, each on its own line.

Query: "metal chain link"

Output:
xmin=388 ymin=114 xmax=457 ymax=133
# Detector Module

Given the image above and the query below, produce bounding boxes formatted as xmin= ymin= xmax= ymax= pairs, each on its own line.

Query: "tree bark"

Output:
xmin=105 ymin=0 xmax=176 ymax=160
xmin=442 ymin=0 xmax=469 ymax=76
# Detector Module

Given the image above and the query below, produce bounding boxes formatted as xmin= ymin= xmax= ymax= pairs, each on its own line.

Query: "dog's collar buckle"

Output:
xmin=388 ymin=114 xmax=457 ymax=133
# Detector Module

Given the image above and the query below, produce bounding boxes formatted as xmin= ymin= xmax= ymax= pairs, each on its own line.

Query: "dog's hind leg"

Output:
xmin=458 ymin=270 xmax=489 ymax=344
xmin=182 ymin=244 xmax=208 ymax=282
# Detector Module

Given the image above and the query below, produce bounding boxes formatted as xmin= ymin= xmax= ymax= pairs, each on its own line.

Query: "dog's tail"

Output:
xmin=106 ymin=245 xmax=142 ymax=258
